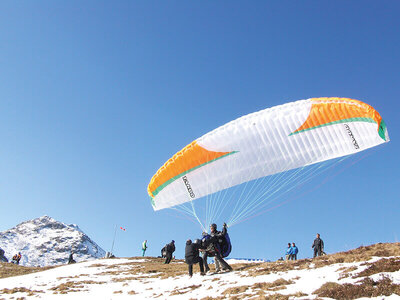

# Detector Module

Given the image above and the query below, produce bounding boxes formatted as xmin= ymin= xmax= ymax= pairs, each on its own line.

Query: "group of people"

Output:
xmin=285 ymin=243 xmax=299 ymax=260
xmin=1 ymin=248 xmax=77 ymax=265
xmin=142 ymin=239 xmax=177 ymax=264
xmin=0 ymin=250 xmax=22 ymax=264
xmin=142 ymin=229 xmax=326 ymax=278
xmin=0 ymin=249 xmax=21 ymax=265
xmin=185 ymin=222 xmax=232 ymax=277
xmin=11 ymin=252 xmax=22 ymax=264
xmin=283 ymin=233 xmax=325 ymax=261
xmin=143 ymin=222 xmax=233 ymax=277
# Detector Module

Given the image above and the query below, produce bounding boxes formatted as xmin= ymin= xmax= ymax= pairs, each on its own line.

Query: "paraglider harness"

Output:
xmin=202 ymin=232 xmax=232 ymax=258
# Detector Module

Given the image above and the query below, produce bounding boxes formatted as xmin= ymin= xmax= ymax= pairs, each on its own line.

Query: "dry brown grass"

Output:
xmin=313 ymin=275 xmax=400 ymax=299
xmin=222 ymin=278 xmax=294 ymax=298
xmin=49 ymin=281 xmax=86 ymax=294
xmin=0 ymin=262 xmax=54 ymax=279
xmin=354 ymin=257 xmax=400 ymax=278
xmin=0 ymin=287 xmax=44 ymax=296
xmin=264 ymin=293 xmax=307 ymax=300
xmin=89 ymin=263 xmax=107 ymax=268
xmin=338 ymin=266 xmax=359 ymax=279
xmin=170 ymin=284 xmax=202 ymax=295
xmin=49 ymin=280 xmax=105 ymax=294
xmin=246 ymin=243 xmax=400 ymax=276
xmin=322 ymin=242 xmax=400 ymax=264
xmin=201 ymin=291 xmax=306 ymax=300
xmin=246 ymin=259 xmax=312 ymax=276
xmin=96 ymin=257 xmax=189 ymax=280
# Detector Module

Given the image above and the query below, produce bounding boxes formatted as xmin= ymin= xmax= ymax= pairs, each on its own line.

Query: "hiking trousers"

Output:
xmin=313 ymin=248 xmax=322 ymax=258
xmin=188 ymin=257 xmax=204 ymax=276
xmin=214 ymin=253 xmax=232 ymax=271
xmin=203 ymin=251 xmax=232 ymax=272
xmin=164 ymin=252 xmax=172 ymax=264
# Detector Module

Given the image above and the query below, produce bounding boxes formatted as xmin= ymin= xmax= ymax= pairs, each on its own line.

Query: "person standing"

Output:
xmin=164 ymin=240 xmax=175 ymax=264
xmin=312 ymin=233 xmax=324 ymax=258
xmin=202 ymin=223 xmax=232 ymax=273
xmin=185 ymin=239 xmax=205 ymax=277
xmin=285 ymin=243 xmax=292 ymax=260
xmin=68 ymin=251 xmax=76 ymax=264
xmin=142 ymin=240 xmax=148 ymax=257
xmin=0 ymin=248 xmax=8 ymax=263
xmin=290 ymin=243 xmax=298 ymax=260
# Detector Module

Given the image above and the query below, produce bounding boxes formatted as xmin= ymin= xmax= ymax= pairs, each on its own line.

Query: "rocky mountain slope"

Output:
xmin=0 ymin=216 xmax=105 ymax=267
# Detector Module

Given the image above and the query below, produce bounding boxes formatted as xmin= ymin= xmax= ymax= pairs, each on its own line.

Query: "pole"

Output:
xmin=110 ymin=225 xmax=117 ymax=255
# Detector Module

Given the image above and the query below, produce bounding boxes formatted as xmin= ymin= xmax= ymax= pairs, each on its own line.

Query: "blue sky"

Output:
xmin=0 ymin=1 xmax=399 ymax=261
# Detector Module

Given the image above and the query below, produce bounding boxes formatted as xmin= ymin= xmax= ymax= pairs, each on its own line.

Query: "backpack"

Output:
xmin=201 ymin=233 xmax=232 ymax=258
xmin=220 ymin=233 xmax=232 ymax=258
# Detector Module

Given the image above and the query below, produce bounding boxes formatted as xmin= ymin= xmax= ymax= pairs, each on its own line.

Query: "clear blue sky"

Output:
xmin=1 ymin=1 xmax=399 ymax=261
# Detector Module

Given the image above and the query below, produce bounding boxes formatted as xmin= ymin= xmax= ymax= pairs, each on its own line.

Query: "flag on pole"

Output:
xmin=120 ymin=227 xmax=126 ymax=231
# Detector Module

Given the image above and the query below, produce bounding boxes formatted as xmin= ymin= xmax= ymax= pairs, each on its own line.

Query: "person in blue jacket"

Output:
xmin=290 ymin=243 xmax=298 ymax=260
xmin=285 ymin=243 xmax=292 ymax=260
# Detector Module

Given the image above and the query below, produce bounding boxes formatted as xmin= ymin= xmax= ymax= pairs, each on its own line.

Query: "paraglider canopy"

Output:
xmin=148 ymin=97 xmax=389 ymax=229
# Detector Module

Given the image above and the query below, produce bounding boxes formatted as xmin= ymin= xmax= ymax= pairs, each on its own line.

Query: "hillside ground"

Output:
xmin=0 ymin=243 xmax=399 ymax=299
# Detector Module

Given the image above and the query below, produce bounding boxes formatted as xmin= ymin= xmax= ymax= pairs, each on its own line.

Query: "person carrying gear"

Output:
xmin=12 ymin=252 xmax=22 ymax=265
xmin=164 ymin=240 xmax=175 ymax=264
xmin=290 ymin=243 xmax=298 ymax=260
xmin=185 ymin=239 xmax=205 ymax=277
xmin=285 ymin=243 xmax=292 ymax=260
xmin=68 ymin=251 xmax=76 ymax=264
xmin=312 ymin=233 xmax=324 ymax=258
xmin=142 ymin=240 xmax=148 ymax=257
xmin=202 ymin=223 xmax=233 ymax=273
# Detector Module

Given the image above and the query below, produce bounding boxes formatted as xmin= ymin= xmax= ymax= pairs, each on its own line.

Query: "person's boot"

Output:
xmin=200 ymin=272 xmax=205 ymax=276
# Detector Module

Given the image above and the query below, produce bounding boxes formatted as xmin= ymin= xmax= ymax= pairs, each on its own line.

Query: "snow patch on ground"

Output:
xmin=0 ymin=255 xmax=399 ymax=299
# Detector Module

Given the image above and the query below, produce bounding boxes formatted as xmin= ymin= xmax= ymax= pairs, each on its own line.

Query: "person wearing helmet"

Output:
xmin=185 ymin=239 xmax=205 ymax=277
xmin=164 ymin=240 xmax=175 ymax=264
xmin=202 ymin=223 xmax=232 ymax=273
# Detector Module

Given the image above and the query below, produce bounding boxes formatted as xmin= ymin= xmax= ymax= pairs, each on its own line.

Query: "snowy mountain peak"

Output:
xmin=0 ymin=216 xmax=105 ymax=267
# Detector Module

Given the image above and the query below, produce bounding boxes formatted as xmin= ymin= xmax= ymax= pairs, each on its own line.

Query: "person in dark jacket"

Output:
xmin=185 ymin=239 xmax=205 ymax=277
xmin=202 ymin=223 xmax=232 ymax=273
xmin=0 ymin=248 xmax=8 ymax=263
xmin=290 ymin=243 xmax=298 ymax=260
xmin=312 ymin=233 xmax=324 ymax=258
xmin=68 ymin=251 xmax=76 ymax=264
xmin=164 ymin=240 xmax=175 ymax=264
